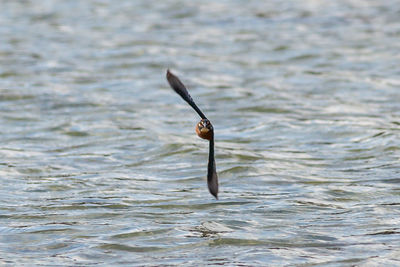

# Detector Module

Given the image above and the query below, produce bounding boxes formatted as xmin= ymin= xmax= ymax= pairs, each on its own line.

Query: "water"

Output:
xmin=1 ymin=0 xmax=400 ymax=266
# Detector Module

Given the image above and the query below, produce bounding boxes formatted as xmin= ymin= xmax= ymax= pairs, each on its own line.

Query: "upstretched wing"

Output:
xmin=207 ymin=137 xmax=219 ymax=199
xmin=166 ymin=69 xmax=207 ymax=120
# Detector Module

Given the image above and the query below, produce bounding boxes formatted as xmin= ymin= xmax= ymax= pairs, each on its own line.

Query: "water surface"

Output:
xmin=1 ymin=0 xmax=400 ymax=266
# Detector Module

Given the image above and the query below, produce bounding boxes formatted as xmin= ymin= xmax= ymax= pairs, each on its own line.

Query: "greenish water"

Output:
xmin=1 ymin=0 xmax=399 ymax=266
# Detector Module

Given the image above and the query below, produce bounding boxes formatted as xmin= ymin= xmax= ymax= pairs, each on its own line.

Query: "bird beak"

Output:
xmin=200 ymin=128 xmax=209 ymax=133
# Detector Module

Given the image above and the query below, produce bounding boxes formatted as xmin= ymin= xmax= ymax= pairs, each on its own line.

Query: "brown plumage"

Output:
xmin=166 ymin=69 xmax=219 ymax=199
xmin=196 ymin=119 xmax=213 ymax=141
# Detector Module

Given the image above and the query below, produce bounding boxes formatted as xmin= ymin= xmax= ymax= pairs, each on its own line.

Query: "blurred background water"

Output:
xmin=1 ymin=0 xmax=400 ymax=266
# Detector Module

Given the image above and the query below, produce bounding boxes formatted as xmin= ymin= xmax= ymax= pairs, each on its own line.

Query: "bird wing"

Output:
xmin=207 ymin=137 xmax=219 ymax=199
xmin=166 ymin=69 xmax=207 ymax=120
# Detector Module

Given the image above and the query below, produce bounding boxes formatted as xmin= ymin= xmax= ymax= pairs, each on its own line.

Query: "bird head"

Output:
xmin=196 ymin=119 xmax=213 ymax=140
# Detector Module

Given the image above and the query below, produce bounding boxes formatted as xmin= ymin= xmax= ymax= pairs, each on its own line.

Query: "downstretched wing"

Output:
xmin=166 ymin=69 xmax=207 ymax=120
xmin=207 ymin=137 xmax=219 ymax=199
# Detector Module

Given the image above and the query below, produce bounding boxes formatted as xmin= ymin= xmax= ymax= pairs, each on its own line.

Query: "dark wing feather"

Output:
xmin=207 ymin=137 xmax=219 ymax=199
xmin=166 ymin=69 xmax=207 ymax=120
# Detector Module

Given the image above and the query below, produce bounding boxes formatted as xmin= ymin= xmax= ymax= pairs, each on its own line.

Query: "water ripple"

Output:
xmin=1 ymin=0 xmax=399 ymax=266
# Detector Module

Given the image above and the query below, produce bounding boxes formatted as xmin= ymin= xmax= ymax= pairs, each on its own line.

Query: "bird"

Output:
xmin=166 ymin=69 xmax=219 ymax=199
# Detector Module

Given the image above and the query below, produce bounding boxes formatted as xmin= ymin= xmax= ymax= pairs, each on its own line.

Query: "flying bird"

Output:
xmin=166 ymin=69 xmax=219 ymax=199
